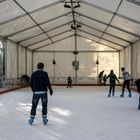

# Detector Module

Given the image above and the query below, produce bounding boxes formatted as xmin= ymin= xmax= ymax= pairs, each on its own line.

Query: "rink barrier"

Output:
xmin=0 ymin=77 xmax=138 ymax=94
xmin=0 ymin=86 xmax=27 ymax=95
xmin=0 ymin=78 xmax=28 ymax=94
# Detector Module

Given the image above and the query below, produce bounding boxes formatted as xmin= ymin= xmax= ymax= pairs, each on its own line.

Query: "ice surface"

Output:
xmin=0 ymin=86 xmax=140 ymax=140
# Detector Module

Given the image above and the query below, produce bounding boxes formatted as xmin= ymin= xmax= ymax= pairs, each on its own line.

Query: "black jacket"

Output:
xmin=31 ymin=70 xmax=52 ymax=94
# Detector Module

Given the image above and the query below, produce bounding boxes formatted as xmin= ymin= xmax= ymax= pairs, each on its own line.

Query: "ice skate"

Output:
xmin=120 ymin=94 xmax=124 ymax=97
xmin=128 ymin=93 xmax=132 ymax=98
xmin=42 ymin=116 xmax=48 ymax=125
xmin=28 ymin=116 xmax=34 ymax=125
xmin=138 ymin=105 xmax=140 ymax=110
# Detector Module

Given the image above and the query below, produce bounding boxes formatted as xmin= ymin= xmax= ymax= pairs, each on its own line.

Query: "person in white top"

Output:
xmin=120 ymin=67 xmax=132 ymax=97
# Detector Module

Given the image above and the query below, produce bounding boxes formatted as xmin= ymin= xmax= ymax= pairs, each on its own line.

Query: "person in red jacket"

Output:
xmin=28 ymin=62 xmax=53 ymax=125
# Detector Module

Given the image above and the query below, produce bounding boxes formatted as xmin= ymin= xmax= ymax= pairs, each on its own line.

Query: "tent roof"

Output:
xmin=0 ymin=0 xmax=140 ymax=51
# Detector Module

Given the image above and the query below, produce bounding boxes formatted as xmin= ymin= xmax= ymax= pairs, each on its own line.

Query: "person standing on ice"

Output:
xmin=67 ymin=76 xmax=72 ymax=88
xmin=98 ymin=70 xmax=104 ymax=86
xmin=120 ymin=67 xmax=132 ymax=97
xmin=106 ymin=70 xmax=120 ymax=97
xmin=28 ymin=62 xmax=53 ymax=125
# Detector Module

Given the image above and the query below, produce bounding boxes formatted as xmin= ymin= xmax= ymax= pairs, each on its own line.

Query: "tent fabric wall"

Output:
xmin=33 ymin=52 xmax=75 ymax=84
xmin=124 ymin=45 xmax=131 ymax=73
xmin=18 ymin=46 xmax=33 ymax=78
xmin=33 ymin=52 xmax=54 ymax=76
xmin=33 ymin=51 xmax=119 ymax=84
xmin=54 ymin=53 xmax=75 ymax=77
xmin=18 ymin=46 xmax=26 ymax=77
xmin=97 ymin=52 xmax=119 ymax=76
xmin=77 ymin=53 xmax=97 ymax=78
xmin=1 ymin=0 xmax=140 ymax=84
xmin=6 ymin=40 xmax=17 ymax=78
xmin=119 ymin=49 xmax=124 ymax=71
xmin=5 ymin=40 xmax=32 ymax=79
xmin=27 ymin=50 xmax=32 ymax=76
xmin=119 ymin=46 xmax=131 ymax=77
xmin=131 ymin=41 xmax=140 ymax=79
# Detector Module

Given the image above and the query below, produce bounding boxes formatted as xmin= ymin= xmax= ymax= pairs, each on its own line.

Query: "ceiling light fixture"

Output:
xmin=71 ymin=23 xmax=82 ymax=30
xmin=74 ymin=2 xmax=81 ymax=8
xmin=77 ymin=24 xmax=82 ymax=28
xmin=71 ymin=24 xmax=76 ymax=30
xmin=64 ymin=2 xmax=71 ymax=8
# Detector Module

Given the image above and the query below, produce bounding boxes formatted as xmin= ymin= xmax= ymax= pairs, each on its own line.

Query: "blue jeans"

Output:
xmin=30 ymin=93 xmax=48 ymax=116
xmin=122 ymin=80 xmax=131 ymax=95
xmin=109 ymin=83 xmax=115 ymax=96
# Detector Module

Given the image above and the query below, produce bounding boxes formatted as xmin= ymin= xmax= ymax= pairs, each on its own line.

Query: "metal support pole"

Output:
xmin=3 ymin=39 xmax=7 ymax=79
xmin=17 ymin=43 xmax=19 ymax=78
xmin=32 ymin=51 xmax=34 ymax=73
xmin=25 ymin=48 xmax=27 ymax=75
xmin=119 ymin=51 xmax=121 ymax=77
xmin=130 ymin=43 xmax=133 ymax=78
xmin=96 ymin=53 xmax=99 ymax=83
xmin=53 ymin=52 xmax=56 ymax=84
xmin=74 ymin=32 xmax=78 ymax=84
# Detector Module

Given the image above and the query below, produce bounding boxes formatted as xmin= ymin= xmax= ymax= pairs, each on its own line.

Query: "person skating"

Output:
xmin=98 ymin=71 xmax=104 ymax=86
xmin=135 ymin=79 xmax=140 ymax=109
xmin=67 ymin=76 xmax=72 ymax=88
xmin=106 ymin=70 xmax=120 ymax=97
xmin=103 ymin=74 xmax=107 ymax=86
xmin=120 ymin=67 xmax=132 ymax=97
xmin=28 ymin=62 xmax=53 ymax=125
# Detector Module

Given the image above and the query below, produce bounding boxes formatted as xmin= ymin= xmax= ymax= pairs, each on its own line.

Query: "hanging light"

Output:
xmin=74 ymin=2 xmax=80 ymax=8
xmin=71 ymin=23 xmax=82 ymax=30
xmin=64 ymin=2 xmax=71 ymax=8
xmin=71 ymin=24 xmax=76 ymax=30
xmin=53 ymin=59 xmax=56 ymax=65
xmin=96 ymin=59 xmax=99 ymax=65
xmin=77 ymin=24 xmax=82 ymax=28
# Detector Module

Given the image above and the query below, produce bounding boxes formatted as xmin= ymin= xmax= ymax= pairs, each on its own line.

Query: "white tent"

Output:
xmin=0 ymin=0 xmax=140 ymax=84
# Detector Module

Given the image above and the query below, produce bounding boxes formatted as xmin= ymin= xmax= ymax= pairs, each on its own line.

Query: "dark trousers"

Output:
xmin=30 ymin=93 xmax=48 ymax=116
xmin=108 ymin=84 xmax=115 ymax=96
xmin=67 ymin=82 xmax=72 ymax=87
xmin=139 ymin=95 xmax=140 ymax=108
xmin=122 ymin=80 xmax=131 ymax=94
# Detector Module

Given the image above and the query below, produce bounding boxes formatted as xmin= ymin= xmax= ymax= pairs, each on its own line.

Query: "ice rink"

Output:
xmin=0 ymin=86 xmax=140 ymax=140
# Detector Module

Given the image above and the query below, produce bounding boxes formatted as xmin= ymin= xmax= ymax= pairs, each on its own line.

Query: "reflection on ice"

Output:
xmin=50 ymin=116 xmax=66 ymax=124
xmin=16 ymin=102 xmax=32 ymax=112
xmin=50 ymin=107 xmax=72 ymax=116
xmin=0 ymin=102 xmax=3 ymax=106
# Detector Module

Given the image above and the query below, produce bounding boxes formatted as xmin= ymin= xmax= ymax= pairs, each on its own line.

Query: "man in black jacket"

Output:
xmin=28 ymin=62 xmax=53 ymax=125
xmin=135 ymin=79 xmax=140 ymax=109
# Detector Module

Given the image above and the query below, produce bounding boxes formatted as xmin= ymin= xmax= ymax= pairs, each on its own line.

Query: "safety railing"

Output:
xmin=0 ymin=77 xmax=137 ymax=88
xmin=50 ymin=77 xmax=104 ymax=85
xmin=0 ymin=78 xmax=26 ymax=88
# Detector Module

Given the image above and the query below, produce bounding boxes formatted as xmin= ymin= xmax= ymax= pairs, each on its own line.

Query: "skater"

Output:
xmin=28 ymin=62 xmax=53 ymax=125
xmin=135 ymin=79 xmax=140 ymax=109
xmin=98 ymin=70 xmax=104 ymax=86
xmin=21 ymin=74 xmax=30 ymax=86
xmin=67 ymin=76 xmax=72 ymax=88
xmin=106 ymin=70 xmax=120 ymax=97
xmin=103 ymin=74 xmax=107 ymax=86
xmin=120 ymin=67 xmax=132 ymax=97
